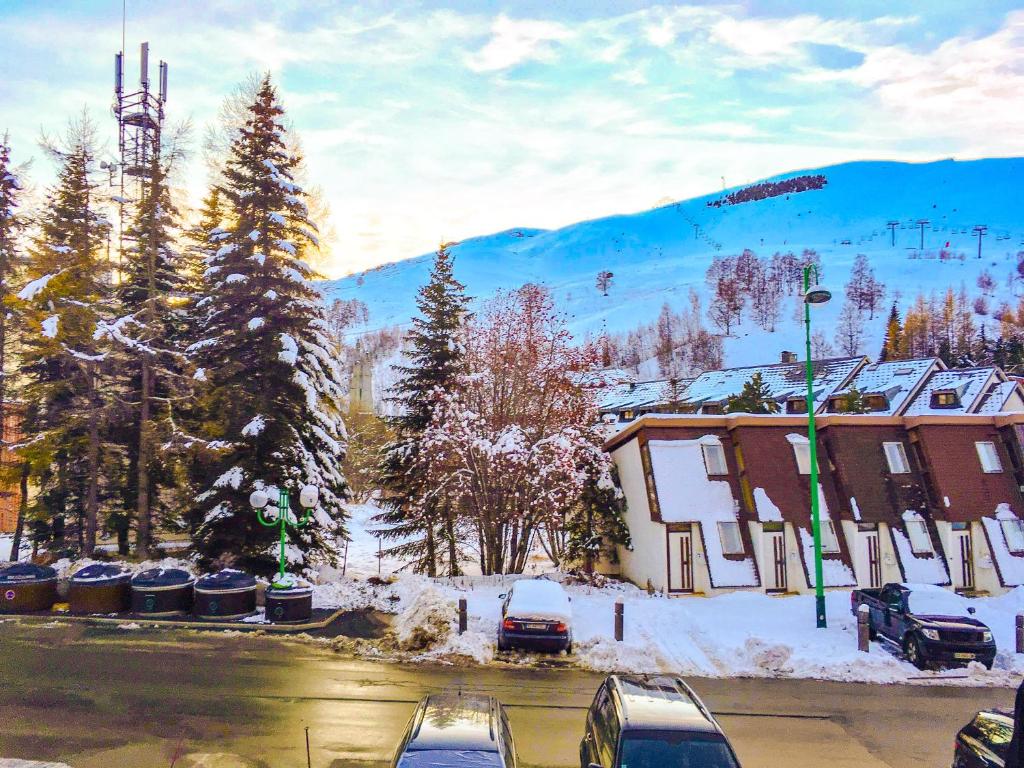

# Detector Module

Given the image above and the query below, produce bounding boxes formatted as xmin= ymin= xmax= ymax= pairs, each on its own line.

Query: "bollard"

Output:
xmin=1017 ymin=614 xmax=1024 ymax=654
xmin=458 ymin=598 xmax=468 ymax=635
xmin=857 ymin=604 xmax=870 ymax=653
xmin=614 ymin=600 xmax=624 ymax=642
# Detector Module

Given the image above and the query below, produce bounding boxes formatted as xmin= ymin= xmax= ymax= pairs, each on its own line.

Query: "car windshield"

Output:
xmin=398 ymin=749 xmax=505 ymax=768
xmin=619 ymin=731 xmax=739 ymax=768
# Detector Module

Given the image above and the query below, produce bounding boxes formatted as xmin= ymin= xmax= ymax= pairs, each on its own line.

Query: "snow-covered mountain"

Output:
xmin=322 ymin=158 xmax=1024 ymax=367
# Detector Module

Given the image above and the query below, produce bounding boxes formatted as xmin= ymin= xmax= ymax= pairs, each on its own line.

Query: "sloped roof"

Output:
xmin=838 ymin=358 xmax=939 ymax=415
xmin=682 ymin=356 xmax=864 ymax=413
xmin=599 ymin=378 xmax=694 ymax=412
xmin=575 ymin=368 xmax=635 ymax=389
xmin=903 ymin=367 xmax=1000 ymax=416
xmin=975 ymin=380 xmax=1023 ymax=414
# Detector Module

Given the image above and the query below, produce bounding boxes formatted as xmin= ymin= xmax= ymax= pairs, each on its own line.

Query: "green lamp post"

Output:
xmin=803 ymin=264 xmax=832 ymax=629
xmin=250 ymin=484 xmax=319 ymax=588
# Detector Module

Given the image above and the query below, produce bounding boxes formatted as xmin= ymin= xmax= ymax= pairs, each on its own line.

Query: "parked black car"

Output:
xmin=579 ymin=674 xmax=741 ymax=768
xmin=392 ymin=693 xmax=517 ymax=768
xmin=497 ymin=578 xmax=573 ymax=653
xmin=953 ymin=709 xmax=1013 ymax=767
xmin=851 ymin=583 xmax=996 ymax=669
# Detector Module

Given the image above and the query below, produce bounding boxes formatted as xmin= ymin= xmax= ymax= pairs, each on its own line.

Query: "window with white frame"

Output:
xmin=718 ymin=521 xmax=744 ymax=555
xmin=883 ymin=442 xmax=910 ymax=474
xmin=904 ymin=514 xmax=933 ymax=554
xmin=792 ymin=442 xmax=812 ymax=475
xmin=818 ymin=521 xmax=841 ymax=553
xmin=702 ymin=442 xmax=729 ymax=476
xmin=976 ymin=441 xmax=1003 ymax=473
xmin=1002 ymin=518 xmax=1024 ymax=554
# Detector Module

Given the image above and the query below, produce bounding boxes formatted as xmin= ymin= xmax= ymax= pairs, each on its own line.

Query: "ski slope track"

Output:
xmin=322 ymin=158 xmax=1024 ymax=366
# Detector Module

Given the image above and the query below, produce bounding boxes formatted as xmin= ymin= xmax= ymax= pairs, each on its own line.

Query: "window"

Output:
xmin=702 ymin=442 xmax=728 ymax=475
xmin=865 ymin=394 xmax=890 ymax=412
xmin=976 ymin=441 xmax=1003 ymax=473
xmin=883 ymin=442 xmax=910 ymax=474
xmin=792 ymin=442 xmax=813 ymax=474
xmin=930 ymin=390 xmax=960 ymax=408
xmin=640 ymin=443 xmax=661 ymax=518
xmin=1002 ymin=519 xmax=1024 ymax=554
xmin=905 ymin=518 xmax=933 ymax=554
xmin=718 ymin=521 xmax=744 ymax=555
xmin=818 ymin=521 xmax=840 ymax=553
xmin=786 ymin=397 xmax=807 ymax=414
xmin=621 ymin=409 xmax=635 ymax=422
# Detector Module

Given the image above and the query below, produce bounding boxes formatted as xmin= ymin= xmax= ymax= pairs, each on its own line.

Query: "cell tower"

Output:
xmin=113 ymin=42 xmax=168 ymax=203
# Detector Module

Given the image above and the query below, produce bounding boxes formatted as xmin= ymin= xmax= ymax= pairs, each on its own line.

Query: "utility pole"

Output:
xmin=887 ymin=221 xmax=899 ymax=247
xmin=973 ymin=225 xmax=988 ymax=259
xmin=915 ymin=219 xmax=930 ymax=250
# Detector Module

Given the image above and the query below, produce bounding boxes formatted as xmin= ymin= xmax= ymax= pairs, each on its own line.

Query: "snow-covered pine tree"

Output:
xmin=0 ymin=136 xmax=29 ymax=560
xmin=187 ymin=76 xmax=348 ymax=575
xmin=725 ymin=372 xmax=780 ymax=414
xmin=102 ymin=148 xmax=186 ymax=558
xmin=375 ymin=243 xmax=471 ymax=577
xmin=16 ymin=119 xmax=112 ymax=556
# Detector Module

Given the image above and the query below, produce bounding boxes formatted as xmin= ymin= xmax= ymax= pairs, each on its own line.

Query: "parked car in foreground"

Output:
xmin=851 ymin=582 xmax=995 ymax=669
xmin=497 ymin=577 xmax=573 ymax=653
xmin=579 ymin=674 xmax=741 ymax=768
xmin=391 ymin=693 xmax=517 ymax=768
xmin=953 ymin=708 xmax=1013 ymax=767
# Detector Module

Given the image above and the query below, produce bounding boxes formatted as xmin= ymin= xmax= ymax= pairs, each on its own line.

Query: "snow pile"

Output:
xmin=391 ymin=581 xmax=456 ymax=652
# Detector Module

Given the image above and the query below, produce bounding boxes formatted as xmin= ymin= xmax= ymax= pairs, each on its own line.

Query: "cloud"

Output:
xmin=465 ymin=14 xmax=573 ymax=72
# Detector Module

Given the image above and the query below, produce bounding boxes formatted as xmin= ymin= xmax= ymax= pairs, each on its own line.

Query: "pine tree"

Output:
xmin=836 ymin=386 xmax=870 ymax=414
xmin=186 ymin=76 xmax=348 ymax=575
xmin=725 ymin=372 xmax=780 ymax=414
xmin=880 ymin=303 xmax=903 ymax=361
xmin=0 ymin=137 xmax=28 ymax=560
xmin=16 ymin=118 xmax=112 ymax=556
xmin=375 ymin=243 xmax=471 ymax=576
xmin=102 ymin=148 xmax=188 ymax=558
xmin=565 ymin=465 xmax=631 ymax=574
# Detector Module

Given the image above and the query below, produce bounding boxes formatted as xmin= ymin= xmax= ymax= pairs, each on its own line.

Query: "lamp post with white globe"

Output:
xmin=250 ymin=484 xmax=319 ymax=588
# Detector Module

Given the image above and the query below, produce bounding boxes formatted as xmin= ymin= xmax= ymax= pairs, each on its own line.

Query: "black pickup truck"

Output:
xmin=850 ymin=583 xmax=996 ymax=669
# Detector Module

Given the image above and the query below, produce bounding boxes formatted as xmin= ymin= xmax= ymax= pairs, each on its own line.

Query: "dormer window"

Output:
xmin=930 ymin=389 xmax=960 ymax=409
xmin=976 ymin=441 xmax=1003 ymax=473
xmin=701 ymin=441 xmax=729 ymax=476
xmin=621 ymin=409 xmax=635 ymax=422
xmin=903 ymin=512 xmax=933 ymax=554
xmin=703 ymin=403 xmax=724 ymax=415
xmin=883 ymin=442 xmax=910 ymax=474
xmin=786 ymin=397 xmax=807 ymax=414
xmin=864 ymin=394 xmax=890 ymax=412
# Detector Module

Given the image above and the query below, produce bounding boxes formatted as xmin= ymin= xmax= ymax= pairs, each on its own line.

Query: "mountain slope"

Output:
xmin=322 ymin=157 xmax=1024 ymax=367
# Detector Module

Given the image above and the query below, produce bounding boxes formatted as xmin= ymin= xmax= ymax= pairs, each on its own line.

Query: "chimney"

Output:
xmin=781 ymin=351 xmax=797 ymax=364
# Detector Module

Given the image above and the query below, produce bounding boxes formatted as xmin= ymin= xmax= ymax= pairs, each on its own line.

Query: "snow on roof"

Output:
xmin=574 ymin=368 xmax=635 ymax=389
xmin=647 ymin=438 xmax=758 ymax=587
xmin=903 ymin=367 xmax=999 ymax=416
xmin=506 ymin=578 xmax=572 ymax=623
xmin=974 ymin=380 xmax=1022 ymax=415
xmin=682 ymin=356 xmax=863 ymax=412
xmin=598 ymin=378 xmax=693 ymax=413
xmin=981 ymin=503 xmax=1024 ymax=587
xmin=834 ymin=358 xmax=937 ymax=415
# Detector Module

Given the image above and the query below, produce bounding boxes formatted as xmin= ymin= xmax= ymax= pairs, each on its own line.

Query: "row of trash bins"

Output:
xmin=0 ymin=563 xmax=314 ymax=623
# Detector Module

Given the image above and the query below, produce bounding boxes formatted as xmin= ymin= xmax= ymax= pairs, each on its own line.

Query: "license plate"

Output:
xmin=954 ymin=653 xmax=975 ymax=660
xmin=525 ymin=623 xmax=548 ymax=630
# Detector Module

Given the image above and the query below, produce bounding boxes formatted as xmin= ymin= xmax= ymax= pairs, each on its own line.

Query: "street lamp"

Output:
xmin=249 ymin=484 xmax=319 ymax=587
xmin=803 ymin=264 xmax=831 ymax=629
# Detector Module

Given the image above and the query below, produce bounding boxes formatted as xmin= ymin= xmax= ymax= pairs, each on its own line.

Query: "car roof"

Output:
xmin=406 ymin=693 xmax=501 ymax=752
xmin=609 ymin=675 xmax=720 ymax=735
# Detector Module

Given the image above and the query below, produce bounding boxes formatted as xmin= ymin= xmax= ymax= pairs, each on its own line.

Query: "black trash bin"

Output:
xmin=70 ymin=563 xmax=132 ymax=614
xmin=0 ymin=563 xmax=58 ymax=613
xmin=193 ymin=570 xmax=257 ymax=620
xmin=266 ymin=583 xmax=313 ymax=624
xmin=131 ymin=568 xmax=195 ymax=616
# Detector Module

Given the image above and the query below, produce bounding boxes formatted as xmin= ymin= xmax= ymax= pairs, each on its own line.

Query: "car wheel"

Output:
xmin=904 ymin=635 xmax=927 ymax=670
xmin=983 ymin=658 xmax=994 ymax=670
xmin=497 ymin=636 xmax=508 ymax=652
xmin=566 ymin=642 xmax=573 ymax=655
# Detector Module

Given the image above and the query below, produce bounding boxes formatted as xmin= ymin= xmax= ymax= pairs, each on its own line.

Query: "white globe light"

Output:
xmin=299 ymin=485 xmax=319 ymax=509
xmin=249 ymin=489 xmax=269 ymax=509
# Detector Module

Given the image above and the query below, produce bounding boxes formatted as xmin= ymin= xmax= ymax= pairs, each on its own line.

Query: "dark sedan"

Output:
xmin=953 ymin=709 xmax=1012 ymax=768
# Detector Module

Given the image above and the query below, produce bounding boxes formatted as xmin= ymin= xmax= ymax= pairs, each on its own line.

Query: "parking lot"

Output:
xmin=0 ymin=620 xmax=1014 ymax=767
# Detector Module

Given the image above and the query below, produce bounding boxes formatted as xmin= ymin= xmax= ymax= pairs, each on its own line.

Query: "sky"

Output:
xmin=1 ymin=1 xmax=1023 ymax=278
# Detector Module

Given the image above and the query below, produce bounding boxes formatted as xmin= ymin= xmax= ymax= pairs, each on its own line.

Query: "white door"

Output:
xmin=765 ymin=531 xmax=787 ymax=592
xmin=954 ymin=529 xmax=975 ymax=590
xmin=855 ymin=531 xmax=882 ymax=589
xmin=667 ymin=530 xmax=694 ymax=594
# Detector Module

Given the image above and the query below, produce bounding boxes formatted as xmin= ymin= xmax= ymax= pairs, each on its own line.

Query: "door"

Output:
xmin=667 ymin=530 xmax=695 ymax=593
xmin=955 ymin=529 xmax=975 ymax=590
xmin=765 ymin=530 xmax=787 ymax=592
xmin=855 ymin=530 xmax=882 ymax=589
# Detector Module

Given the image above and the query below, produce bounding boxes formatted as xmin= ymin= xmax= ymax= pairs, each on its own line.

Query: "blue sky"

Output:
xmin=1 ymin=1 xmax=1022 ymax=276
